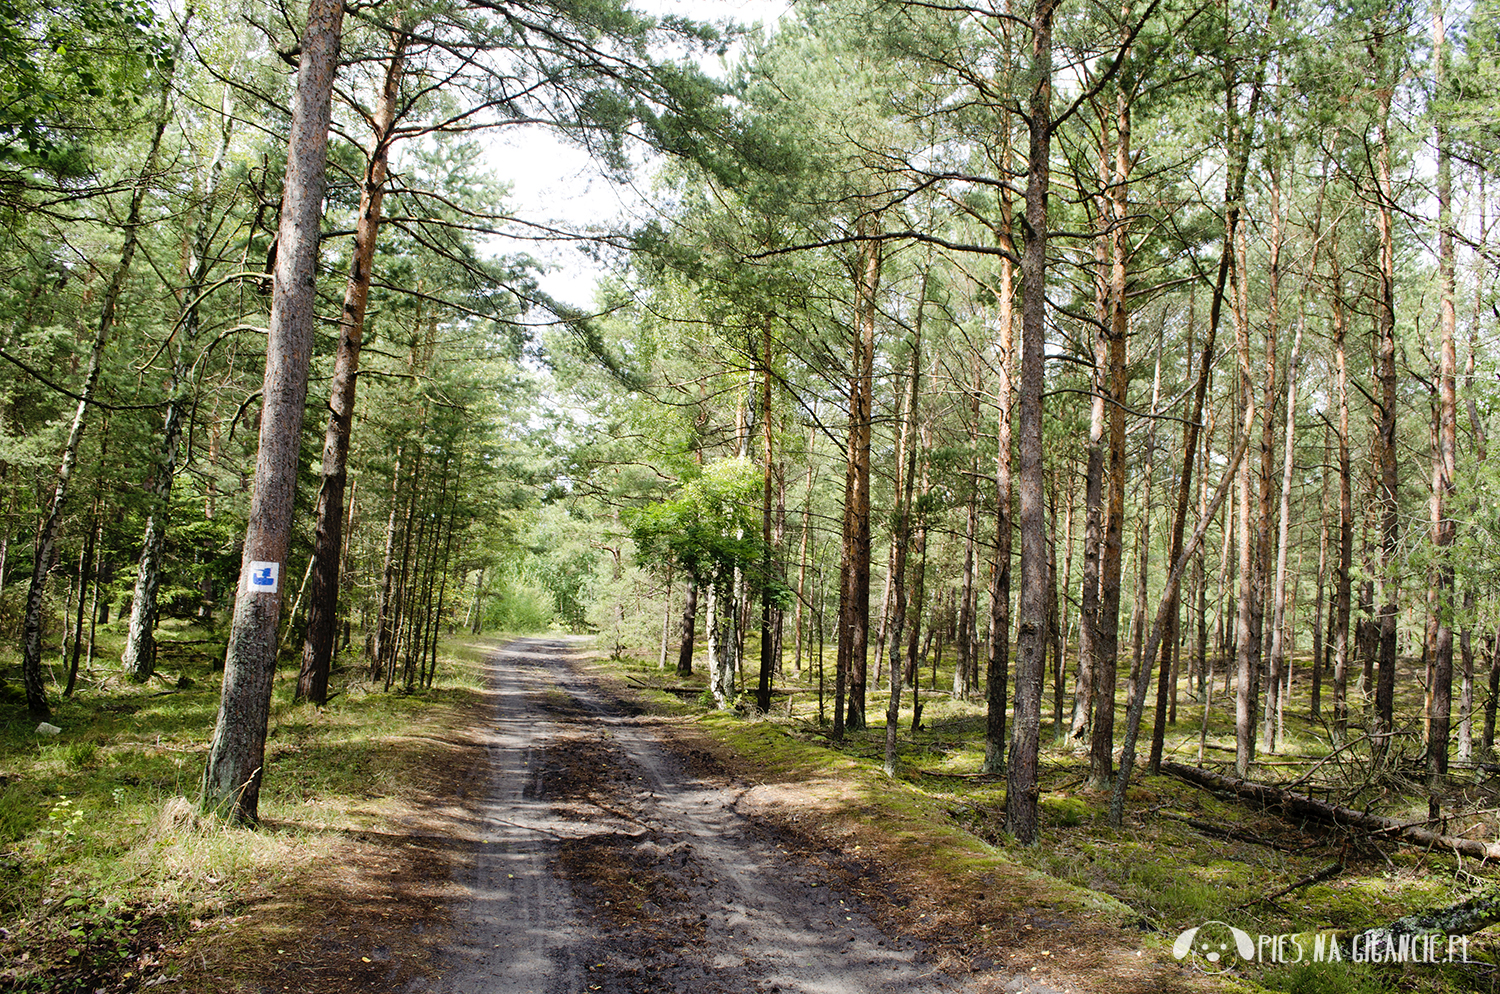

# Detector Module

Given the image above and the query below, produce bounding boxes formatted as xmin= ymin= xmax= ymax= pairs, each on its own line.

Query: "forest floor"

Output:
xmin=5 ymin=633 xmax=1498 ymax=993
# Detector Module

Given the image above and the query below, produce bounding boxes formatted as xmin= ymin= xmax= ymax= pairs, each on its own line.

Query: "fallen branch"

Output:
xmin=1241 ymin=862 xmax=1345 ymax=909
xmin=1160 ymin=762 xmax=1500 ymax=863
xmin=1158 ymin=809 xmax=1297 ymax=851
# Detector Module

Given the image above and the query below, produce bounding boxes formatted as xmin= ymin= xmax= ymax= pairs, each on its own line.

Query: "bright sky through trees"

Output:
xmin=497 ymin=0 xmax=790 ymax=302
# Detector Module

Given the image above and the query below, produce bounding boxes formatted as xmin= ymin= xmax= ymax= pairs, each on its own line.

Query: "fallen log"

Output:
xmin=1362 ymin=885 xmax=1500 ymax=941
xmin=1159 ymin=761 xmax=1500 ymax=863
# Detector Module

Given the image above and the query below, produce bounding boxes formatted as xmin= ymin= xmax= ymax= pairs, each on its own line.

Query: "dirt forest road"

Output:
xmin=430 ymin=637 xmax=1010 ymax=994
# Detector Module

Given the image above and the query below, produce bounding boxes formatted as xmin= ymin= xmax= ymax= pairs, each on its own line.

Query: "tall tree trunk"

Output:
xmin=202 ymin=0 xmax=345 ymax=822
xmin=1070 ymin=132 xmax=1111 ymax=749
xmin=1261 ymin=152 xmax=1293 ymax=752
xmin=837 ymin=220 xmax=881 ymax=734
xmin=124 ymin=82 xmax=234 ymax=682
xmin=1232 ymin=206 xmax=1262 ymax=778
xmin=1372 ymin=73 xmax=1400 ymax=766
xmin=1265 ymin=308 xmax=1303 ymax=752
xmin=298 ymin=29 xmax=407 ymax=704
xmin=757 ymin=317 xmax=778 ymax=714
xmin=1088 ymin=120 xmax=1131 ymax=789
xmin=985 ymin=251 xmax=1015 ymax=773
xmin=23 ymin=85 xmax=172 ymax=717
xmin=1329 ymin=256 xmax=1354 ymax=745
xmin=885 ymin=273 xmax=925 ymax=776
xmin=1427 ymin=0 xmax=1456 ymax=793
xmin=1006 ymin=0 xmax=1057 ymax=845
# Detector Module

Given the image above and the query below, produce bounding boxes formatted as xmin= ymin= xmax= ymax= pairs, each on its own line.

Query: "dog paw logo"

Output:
xmin=1172 ymin=921 xmax=1256 ymax=973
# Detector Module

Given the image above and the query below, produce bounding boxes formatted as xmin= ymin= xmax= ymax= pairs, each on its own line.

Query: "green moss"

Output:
xmin=1039 ymin=794 xmax=1090 ymax=827
xmin=1257 ymin=960 xmax=1387 ymax=994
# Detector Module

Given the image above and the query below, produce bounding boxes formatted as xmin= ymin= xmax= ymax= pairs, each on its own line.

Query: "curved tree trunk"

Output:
xmin=23 ymin=88 xmax=171 ymax=717
xmin=125 ymin=84 xmax=235 ymax=682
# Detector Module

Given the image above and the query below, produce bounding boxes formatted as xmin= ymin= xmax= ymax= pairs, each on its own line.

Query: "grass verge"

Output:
xmin=593 ymin=642 xmax=1500 ymax=994
xmin=1 ymin=624 xmax=511 ymax=993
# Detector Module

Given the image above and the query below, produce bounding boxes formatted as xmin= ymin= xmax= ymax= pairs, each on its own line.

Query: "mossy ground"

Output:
xmin=0 ymin=621 xmax=504 ymax=993
xmin=5 ymin=618 xmax=1496 ymax=994
xmin=606 ymin=636 xmax=1500 ymax=994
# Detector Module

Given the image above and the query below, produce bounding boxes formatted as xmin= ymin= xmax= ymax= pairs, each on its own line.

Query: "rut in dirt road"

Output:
xmin=433 ymin=637 xmax=962 ymax=994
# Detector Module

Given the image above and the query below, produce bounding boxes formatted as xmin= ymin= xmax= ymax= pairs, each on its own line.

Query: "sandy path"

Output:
xmin=432 ymin=637 xmax=964 ymax=994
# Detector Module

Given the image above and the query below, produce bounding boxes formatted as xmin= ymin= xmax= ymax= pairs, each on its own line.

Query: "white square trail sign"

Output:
xmin=247 ymin=561 xmax=280 ymax=594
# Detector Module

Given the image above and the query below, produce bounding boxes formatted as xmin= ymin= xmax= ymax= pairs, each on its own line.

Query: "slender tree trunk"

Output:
xmin=1131 ymin=344 xmax=1162 ymax=685
xmin=1311 ymin=428 xmax=1330 ymax=722
xmin=837 ymin=220 xmax=881 ymax=734
xmin=1485 ymin=628 xmax=1500 ymax=753
xmin=1071 ymin=128 xmax=1110 ymax=750
xmin=63 ymin=505 xmax=97 ymax=697
xmin=885 ymin=275 xmax=925 ymax=776
xmin=202 ymin=0 xmax=344 ymax=822
xmin=1459 ymin=592 xmax=1474 ymax=761
xmin=1265 ymin=308 xmax=1303 ymax=753
xmin=299 ymin=30 xmax=407 ymax=704
xmin=793 ymin=419 xmax=815 ymax=678
xmin=1057 ymin=469 xmax=1076 ymax=730
xmin=23 ymin=90 xmax=171 ymax=717
xmin=985 ymin=252 xmax=1015 ymax=773
xmin=1372 ymin=79 xmax=1400 ymax=766
xmin=955 ymin=373 xmax=980 ymax=699
xmin=371 ymin=442 xmax=406 ymax=679
xmin=1088 ymin=148 xmax=1130 ymax=789
xmin=124 ymin=84 xmax=234 ymax=682
xmin=1006 ymin=0 xmax=1057 ymax=845
xmin=677 ymin=581 xmax=698 ymax=677
xmin=1428 ymin=0 xmax=1456 ymax=793
xmin=1232 ymin=190 xmax=1262 ymax=777
xmin=906 ymin=422 xmax=933 ymax=690
xmin=757 ymin=318 xmax=778 ymax=714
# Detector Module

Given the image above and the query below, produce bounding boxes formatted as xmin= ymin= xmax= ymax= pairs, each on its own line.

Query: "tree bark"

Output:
xmin=1161 ymin=761 xmax=1500 ymax=862
xmin=1006 ymin=0 xmax=1056 ymax=845
xmin=837 ymin=220 xmax=880 ymax=734
xmin=124 ymin=83 xmax=234 ymax=682
xmin=1371 ymin=42 xmax=1400 ymax=765
xmin=298 ymin=28 xmax=406 ymax=704
xmin=202 ymin=0 xmax=345 ymax=822
xmin=1110 ymin=419 xmax=1252 ymax=827
xmin=23 ymin=88 xmax=171 ymax=717
xmin=756 ymin=317 xmax=778 ymax=713
xmin=885 ymin=274 xmax=924 ymax=776
xmin=1264 ymin=308 xmax=1303 ymax=754
xmin=985 ymin=250 xmax=1015 ymax=773
xmin=1427 ymin=0 xmax=1456 ymax=793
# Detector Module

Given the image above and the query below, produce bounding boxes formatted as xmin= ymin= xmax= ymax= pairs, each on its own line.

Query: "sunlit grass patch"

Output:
xmin=0 ymin=631 xmax=511 ymax=991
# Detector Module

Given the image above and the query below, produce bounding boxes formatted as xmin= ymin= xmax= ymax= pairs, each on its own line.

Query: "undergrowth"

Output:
xmin=0 ymin=620 xmax=510 ymax=993
xmin=607 ymin=635 xmax=1500 ymax=994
